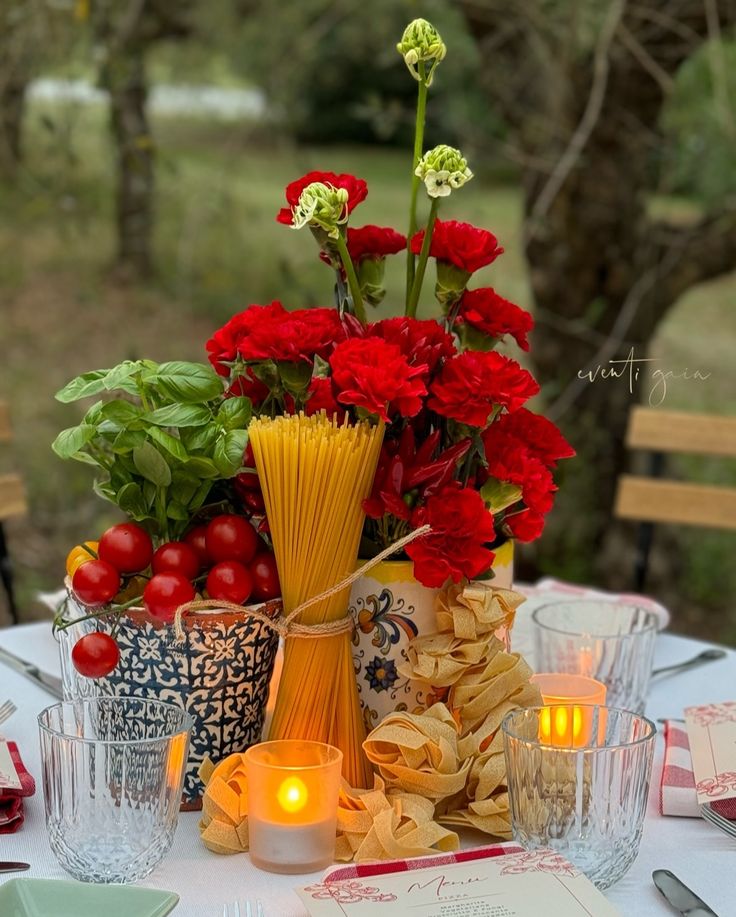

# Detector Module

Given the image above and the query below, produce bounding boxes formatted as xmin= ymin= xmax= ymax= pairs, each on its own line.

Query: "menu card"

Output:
xmin=684 ymin=701 xmax=736 ymax=805
xmin=297 ymin=846 xmax=621 ymax=916
xmin=0 ymin=738 xmax=22 ymax=791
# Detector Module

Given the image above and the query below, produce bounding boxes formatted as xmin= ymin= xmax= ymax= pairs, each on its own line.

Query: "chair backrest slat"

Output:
xmin=615 ymin=475 xmax=736 ymax=531
xmin=626 ymin=406 xmax=736 ymax=457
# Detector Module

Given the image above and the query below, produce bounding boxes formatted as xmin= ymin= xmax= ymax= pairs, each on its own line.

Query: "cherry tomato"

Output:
xmin=242 ymin=490 xmax=266 ymax=514
xmin=98 ymin=523 xmax=153 ymax=574
xmin=205 ymin=514 xmax=259 ymax=565
xmin=152 ymin=541 xmax=200 ymax=579
xmin=65 ymin=541 xmax=99 ymax=577
xmin=206 ymin=561 xmax=253 ymax=605
xmin=72 ymin=559 xmax=120 ymax=607
xmin=250 ymin=552 xmax=280 ymax=602
xmin=72 ymin=632 xmax=120 ymax=678
xmin=184 ymin=525 xmax=211 ymax=567
xmin=143 ymin=572 xmax=195 ymax=623
xmin=243 ymin=442 xmax=255 ymax=468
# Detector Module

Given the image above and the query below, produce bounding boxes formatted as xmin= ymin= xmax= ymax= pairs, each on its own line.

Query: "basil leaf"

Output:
xmin=133 ymin=442 xmax=171 ymax=487
xmin=217 ymin=396 xmax=252 ymax=431
xmin=185 ymin=456 xmax=220 ymax=479
xmin=102 ymin=361 xmax=145 ymax=395
xmin=189 ymin=480 xmax=213 ymax=512
xmin=111 ymin=429 xmax=147 ymax=454
xmin=145 ymin=404 xmax=212 ymax=428
xmin=148 ymin=427 xmax=188 ymax=462
xmin=181 ymin=425 xmax=217 ymax=452
xmin=117 ymin=482 xmax=147 ymax=517
xmin=51 ymin=424 xmax=97 ymax=459
xmin=55 ymin=371 xmax=109 ymax=403
xmin=155 ymin=362 xmax=223 ymax=403
xmin=213 ymin=429 xmax=248 ymax=477
xmin=93 ymin=478 xmax=116 ymax=502
xmin=166 ymin=501 xmax=189 ymax=521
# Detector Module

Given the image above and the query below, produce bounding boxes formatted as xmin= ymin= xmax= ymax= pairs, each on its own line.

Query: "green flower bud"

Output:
xmin=415 ymin=144 xmax=473 ymax=198
xmin=356 ymin=256 xmax=387 ymax=307
xmin=291 ymin=182 xmax=349 ymax=239
xmin=435 ymin=260 xmax=471 ymax=307
xmin=397 ymin=18 xmax=446 ymax=86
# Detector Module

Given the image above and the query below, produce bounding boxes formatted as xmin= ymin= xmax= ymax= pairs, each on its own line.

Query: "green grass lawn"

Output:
xmin=2 ymin=99 xmax=735 ymax=640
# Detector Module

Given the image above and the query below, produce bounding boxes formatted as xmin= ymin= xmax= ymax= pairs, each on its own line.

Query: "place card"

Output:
xmin=684 ymin=701 xmax=736 ymax=805
xmin=297 ymin=846 xmax=621 ymax=916
xmin=0 ymin=739 xmax=22 ymax=791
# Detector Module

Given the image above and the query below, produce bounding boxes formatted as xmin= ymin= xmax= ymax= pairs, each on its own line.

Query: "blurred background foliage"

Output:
xmin=1 ymin=0 xmax=735 ymax=640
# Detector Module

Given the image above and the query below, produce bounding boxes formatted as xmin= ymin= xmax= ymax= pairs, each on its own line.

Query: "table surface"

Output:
xmin=0 ymin=611 xmax=734 ymax=917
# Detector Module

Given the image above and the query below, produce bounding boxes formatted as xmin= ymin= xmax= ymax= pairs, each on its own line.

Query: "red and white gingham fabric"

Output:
xmin=0 ymin=741 xmax=36 ymax=833
xmin=322 ymin=842 xmax=523 ymax=883
xmin=660 ymin=720 xmax=736 ymax=819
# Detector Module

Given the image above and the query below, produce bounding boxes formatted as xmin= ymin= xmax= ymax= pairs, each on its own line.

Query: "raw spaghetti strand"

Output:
xmin=249 ymin=413 xmax=384 ymax=787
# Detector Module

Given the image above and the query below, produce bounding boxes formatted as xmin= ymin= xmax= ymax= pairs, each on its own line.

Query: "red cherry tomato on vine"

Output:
xmin=206 ymin=561 xmax=253 ymax=605
xmin=143 ymin=572 xmax=195 ymax=623
xmin=98 ymin=523 xmax=153 ymax=574
xmin=152 ymin=541 xmax=200 ymax=580
xmin=72 ymin=559 xmax=121 ymax=606
xmin=243 ymin=442 xmax=255 ymax=468
xmin=72 ymin=632 xmax=120 ymax=678
xmin=184 ymin=525 xmax=211 ymax=567
xmin=242 ymin=490 xmax=266 ymax=514
xmin=250 ymin=552 xmax=280 ymax=602
xmin=205 ymin=515 xmax=259 ymax=565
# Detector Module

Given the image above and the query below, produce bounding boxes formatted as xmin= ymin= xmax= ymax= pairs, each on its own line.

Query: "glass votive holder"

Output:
xmin=38 ymin=697 xmax=192 ymax=884
xmin=532 ymin=600 xmax=658 ymax=713
xmin=531 ymin=673 xmax=607 ymax=746
xmin=244 ymin=739 xmax=342 ymax=874
xmin=502 ymin=705 xmax=656 ymax=889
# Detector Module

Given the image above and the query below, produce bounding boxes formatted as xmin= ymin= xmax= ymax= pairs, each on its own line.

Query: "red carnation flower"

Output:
xmin=329 ymin=338 xmax=428 ymax=423
xmin=428 ymin=351 xmax=539 ymax=428
xmin=486 ymin=408 xmax=575 ymax=468
xmin=206 ymin=301 xmax=345 ymax=371
xmin=367 ymin=317 xmax=456 ymax=374
xmin=346 ymin=225 xmax=406 ymax=261
xmin=304 ymin=377 xmax=346 ymax=422
xmin=483 ymin=440 xmax=556 ymax=515
xmin=505 ymin=509 xmax=545 ymax=543
xmin=457 ymin=288 xmax=535 ymax=351
xmin=410 ymin=220 xmax=504 ymax=274
xmin=406 ymin=484 xmax=496 ymax=587
xmin=276 ymin=171 xmax=368 ymax=225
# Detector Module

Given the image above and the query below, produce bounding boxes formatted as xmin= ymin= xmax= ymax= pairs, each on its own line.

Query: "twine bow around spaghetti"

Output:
xmin=172 ymin=523 xmax=431 ymax=643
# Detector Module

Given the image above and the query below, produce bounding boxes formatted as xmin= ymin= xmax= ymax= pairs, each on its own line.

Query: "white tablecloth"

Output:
xmin=0 ymin=613 xmax=734 ymax=917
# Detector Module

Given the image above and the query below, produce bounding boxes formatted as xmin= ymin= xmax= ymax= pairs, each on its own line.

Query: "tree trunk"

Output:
xmin=105 ymin=53 xmax=154 ymax=278
xmin=0 ymin=76 xmax=26 ymax=178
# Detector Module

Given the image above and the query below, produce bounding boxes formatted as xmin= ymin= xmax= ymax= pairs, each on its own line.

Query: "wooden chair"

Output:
xmin=0 ymin=401 xmax=27 ymax=624
xmin=614 ymin=406 xmax=736 ymax=591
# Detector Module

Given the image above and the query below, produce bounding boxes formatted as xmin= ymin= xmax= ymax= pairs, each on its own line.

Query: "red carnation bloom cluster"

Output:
xmin=276 ymin=171 xmax=368 ymax=226
xmin=457 ymin=288 xmax=535 ymax=351
xmin=304 ymin=377 xmax=345 ymax=422
xmin=428 ymin=351 xmax=539 ymax=428
xmin=406 ymin=484 xmax=496 ymax=587
xmin=329 ymin=338 xmax=427 ymax=423
xmin=410 ymin=220 xmax=504 ymax=274
xmin=206 ymin=301 xmax=345 ymax=373
xmin=347 ymin=225 xmax=406 ymax=262
xmin=367 ymin=317 xmax=456 ymax=374
xmin=488 ymin=408 xmax=575 ymax=468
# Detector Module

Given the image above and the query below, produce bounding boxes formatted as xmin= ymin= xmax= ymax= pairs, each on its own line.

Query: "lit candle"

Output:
xmin=531 ymin=673 xmax=607 ymax=747
xmin=244 ymin=739 xmax=342 ymax=874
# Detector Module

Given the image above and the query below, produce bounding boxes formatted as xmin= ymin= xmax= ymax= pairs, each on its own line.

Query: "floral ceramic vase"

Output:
xmin=349 ymin=541 xmax=514 ymax=732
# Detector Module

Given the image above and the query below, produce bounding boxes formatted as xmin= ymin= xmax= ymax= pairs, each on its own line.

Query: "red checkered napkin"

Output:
xmin=660 ymin=720 xmax=736 ymax=819
xmin=322 ymin=842 xmax=524 ymax=883
xmin=0 ymin=741 xmax=36 ymax=834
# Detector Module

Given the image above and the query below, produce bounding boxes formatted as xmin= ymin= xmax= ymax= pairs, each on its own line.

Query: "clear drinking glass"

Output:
xmin=502 ymin=705 xmax=656 ymax=889
xmin=38 ymin=697 xmax=192 ymax=884
xmin=532 ymin=600 xmax=658 ymax=713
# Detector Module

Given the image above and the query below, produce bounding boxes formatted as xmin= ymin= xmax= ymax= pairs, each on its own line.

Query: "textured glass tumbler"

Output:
xmin=38 ymin=698 xmax=192 ymax=884
xmin=532 ymin=601 xmax=658 ymax=713
xmin=502 ymin=705 xmax=656 ymax=889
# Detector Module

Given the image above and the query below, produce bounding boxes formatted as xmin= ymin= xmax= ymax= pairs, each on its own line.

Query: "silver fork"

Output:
xmin=0 ymin=700 xmax=17 ymax=727
xmin=701 ymin=804 xmax=736 ymax=840
xmin=222 ymin=902 xmax=265 ymax=917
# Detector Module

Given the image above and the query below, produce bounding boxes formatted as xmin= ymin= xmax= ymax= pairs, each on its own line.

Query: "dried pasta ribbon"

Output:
xmin=198 ymin=754 xmax=250 ymax=854
xmin=336 ymin=775 xmax=459 ymax=862
xmin=436 ymin=581 xmax=524 ymax=640
xmin=399 ymin=631 xmax=494 ymax=687
xmin=363 ymin=703 xmax=472 ymax=800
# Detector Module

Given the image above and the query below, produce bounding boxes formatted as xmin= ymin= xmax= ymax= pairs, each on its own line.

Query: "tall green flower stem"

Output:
xmin=406 ymin=198 xmax=439 ymax=318
xmin=405 ymin=61 xmax=428 ymax=308
xmin=335 ymin=233 xmax=367 ymax=324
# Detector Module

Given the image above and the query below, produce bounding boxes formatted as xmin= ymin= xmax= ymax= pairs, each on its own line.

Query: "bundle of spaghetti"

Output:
xmin=249 ymin=412 xmax=384 ymax=788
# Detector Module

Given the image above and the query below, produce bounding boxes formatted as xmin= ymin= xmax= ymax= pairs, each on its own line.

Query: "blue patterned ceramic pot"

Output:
xmin=57 ymin=594 xmax=281 ymax=808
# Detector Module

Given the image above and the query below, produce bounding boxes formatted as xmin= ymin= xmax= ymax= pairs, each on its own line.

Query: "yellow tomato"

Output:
xmin=65 ymin=541 xmax=99 ymax=577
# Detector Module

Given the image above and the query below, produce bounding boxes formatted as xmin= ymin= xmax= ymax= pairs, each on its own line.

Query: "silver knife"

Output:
xmin=0 ymin=646 xmax=63 ymax=698
xmin=0 ymin=862 xmax=30 ymax=873
xmin=653 ymin=869 xmax=719 ymax=916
